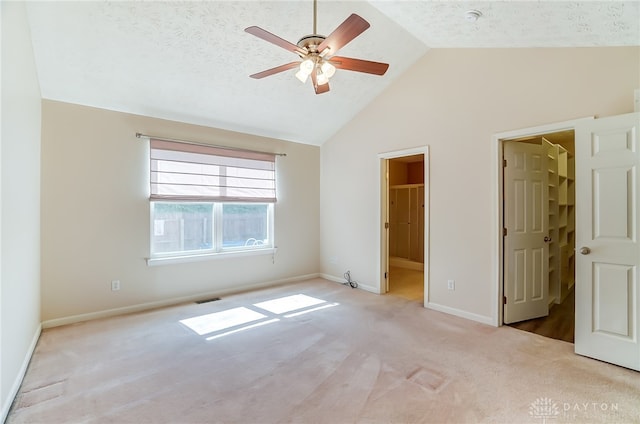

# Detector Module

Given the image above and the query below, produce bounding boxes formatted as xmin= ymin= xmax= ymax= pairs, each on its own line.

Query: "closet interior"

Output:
xmin=544 ymin=137 xmax=576 ymax=305
xmin=507 ymin=131 xmax=576 ymax=342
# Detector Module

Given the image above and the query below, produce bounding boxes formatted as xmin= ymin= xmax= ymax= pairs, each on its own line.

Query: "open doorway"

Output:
xmin=387 ymin=154 xmax=425 ymax=301
xmin=378 ymin=146 xmax=429 ymax=305
xmin=501 ymin=131 xmax=575 ymax=343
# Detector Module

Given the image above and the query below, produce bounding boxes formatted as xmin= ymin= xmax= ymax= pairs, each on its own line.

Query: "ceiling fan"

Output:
xmin=245 ymin=0 xmax=389 ymax=95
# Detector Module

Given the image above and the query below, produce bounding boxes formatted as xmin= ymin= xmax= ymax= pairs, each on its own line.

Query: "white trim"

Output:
xmin=354 ymin=282 xmax=379 ymax=293
xmin=147 ymin=247 xmax=276 ymax=266
xmin=491 ymin=117 xmax=594 ymax=327
xmin=42 ymin=273 xmax=320 ymax=329
xmin=320 ymin=273 xmax=344 ymax=284
xmin=426 ymin=302 xmax=494 ymax=326
xmin=377 ymin=146 xmax=428 ymax=159
xmin=493 ymin=117 xmax=594 ymax=141
xmin=1 ymin=324 xmax=42 ymax=423
xmin=377 ymin=146 xmax=430 ymax=305
xmin=320 ymin=273 xmax=379 ymax=293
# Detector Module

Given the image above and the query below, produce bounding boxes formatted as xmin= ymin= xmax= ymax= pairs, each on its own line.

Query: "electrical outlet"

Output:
xmin=447 ymin=279 xmax=455 ymax=291
xmin=111 ymin=280 xmax=120 ymax=291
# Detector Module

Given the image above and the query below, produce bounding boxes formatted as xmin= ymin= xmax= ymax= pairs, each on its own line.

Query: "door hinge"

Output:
xmin=385 ymin=222 xmax=389 ymax=229
xmin=503 ymin=296 xmax=507 ymax=305
xmin=503 ymin=228 xmax=507 ymax=236
xmin=503 ymin=159 xmax=507 ymax=167
xmin=384 ymin=272 xmax=388 ymax=279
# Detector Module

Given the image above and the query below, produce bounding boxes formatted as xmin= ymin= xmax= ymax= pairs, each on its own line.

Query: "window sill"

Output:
xmin=146 ymin=247 xmax=276 ymax=267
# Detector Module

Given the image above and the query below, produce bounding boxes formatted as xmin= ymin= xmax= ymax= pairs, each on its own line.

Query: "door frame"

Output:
xmin=492 ymin=117 xmax=593 ymax=326
xmin=377 ymin=146 xmax=430 ymax=305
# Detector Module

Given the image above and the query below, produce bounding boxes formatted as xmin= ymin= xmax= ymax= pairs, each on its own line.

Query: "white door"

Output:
xmin=575 ymin=112 xmax=640 ymax=371
xmin=504 ymin=141 xmax=549 ymax=324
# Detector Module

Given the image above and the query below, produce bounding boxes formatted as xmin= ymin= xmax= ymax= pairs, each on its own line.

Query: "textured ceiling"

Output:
xmin=371 ymin=1 xmax=640 ymax=47
xmin=25 ymin=1 xmax=640 ymax=146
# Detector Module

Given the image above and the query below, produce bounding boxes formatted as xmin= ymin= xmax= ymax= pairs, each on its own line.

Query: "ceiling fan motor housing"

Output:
xmin=297 ymin=34 xmax=326 ymax=53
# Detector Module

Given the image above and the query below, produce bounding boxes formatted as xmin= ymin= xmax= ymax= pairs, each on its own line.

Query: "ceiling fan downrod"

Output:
xmin=313 ymin=0 xmax=317 ymax=35
xmin=297 ymin=0 xmax=325 ymax=54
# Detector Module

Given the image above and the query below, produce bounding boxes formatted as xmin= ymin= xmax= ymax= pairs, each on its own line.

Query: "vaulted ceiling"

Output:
xmin=25 ymin=1 xmax=640 ymax=145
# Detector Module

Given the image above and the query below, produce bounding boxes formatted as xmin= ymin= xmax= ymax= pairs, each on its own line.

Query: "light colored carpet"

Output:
xmin=8 ymin=278 xmax=640 ymax=423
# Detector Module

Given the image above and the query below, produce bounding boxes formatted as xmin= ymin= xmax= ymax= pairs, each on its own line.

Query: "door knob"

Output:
xmin=580 ymin=246 xmax=591 ymax=255
xmin=544 ymin=236 xmax=552 ymax=242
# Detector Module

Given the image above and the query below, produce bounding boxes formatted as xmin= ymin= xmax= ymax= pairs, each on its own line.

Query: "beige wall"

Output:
xmin=1 ymin=1 xmax=42 ymax=420
xmin=320 ymin=47 xmax=640 ymax=322
xmin=41 ymin=101 xmax=320 ymax=323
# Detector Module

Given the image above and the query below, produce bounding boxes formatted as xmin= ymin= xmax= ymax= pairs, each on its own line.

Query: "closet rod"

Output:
xmin=135 ymin=132 xmax=286 ymax=157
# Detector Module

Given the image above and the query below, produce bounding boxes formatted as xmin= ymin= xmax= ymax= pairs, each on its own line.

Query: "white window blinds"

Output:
xmin=150 ymin=139 xmax=276 ymax=202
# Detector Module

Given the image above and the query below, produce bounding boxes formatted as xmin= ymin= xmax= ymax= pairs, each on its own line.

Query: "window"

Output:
xmin=151 ymin=202 xmax=273 ymax=257
xmin=149 ymin=138 xmax=276 ymax=260
xmin=221 ymin=203 xmax=270 ymax=248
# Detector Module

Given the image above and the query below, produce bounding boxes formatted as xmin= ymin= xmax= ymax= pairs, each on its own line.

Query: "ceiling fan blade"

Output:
xmin=250 ymin=62 xmax=300 ymax=79
xmin=316 ymin=82 xmax=330 ymax=95
xmin=310 ymin=70 xmax=330 ymax=95
xmin=245 ymin=26 xmax=306 ymax=55
xmin=329 ymin=56 xmax=389 ymax=75
xmin=317 ymin=14 xmax=370 ymax=55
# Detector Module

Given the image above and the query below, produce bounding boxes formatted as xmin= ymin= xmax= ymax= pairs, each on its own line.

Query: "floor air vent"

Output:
xmin=196 ymin=297 xmax=221 ymax=304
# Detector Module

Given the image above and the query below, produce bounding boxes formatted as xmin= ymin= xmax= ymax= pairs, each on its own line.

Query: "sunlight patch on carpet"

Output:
xmin=180 ymin=307 xmax=267 ymax=335
xmin=284 ymin=302 xmax=339 ymax=317
xmin=205 ymin=318 xmax=280 ymax=341
xmin=254 ymin=294 xmax=327 ymax=314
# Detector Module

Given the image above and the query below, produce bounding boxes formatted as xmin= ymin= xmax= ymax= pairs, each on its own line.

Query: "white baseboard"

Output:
xmin=320 ymin=273 xmax=380 ymax=294
xmin=42 ymin=273 xmax=321 ymax=329
xmin=426 ymin=301 xmax=496 ymax=326
xmin=320 ymin=273 xmax=343 ymax=284
xmin=1 ymin=324 xmax=42 ymax=423
xmin=323 ymin=274 xmax=493 ymax=325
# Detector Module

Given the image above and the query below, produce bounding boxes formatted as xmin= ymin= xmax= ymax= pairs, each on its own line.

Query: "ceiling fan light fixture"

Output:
xmin=299 ymin=58 xmax=315 ymax=74
xmin=316 ymin=70 xmax=329 ymax=86
xmin=295 ymin=69 xmax=310 ymax=83
xmin=321 ymin=61 xmax=336 ymax=78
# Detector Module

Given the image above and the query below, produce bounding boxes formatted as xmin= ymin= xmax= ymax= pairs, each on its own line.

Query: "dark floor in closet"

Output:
xmin=509 ymin=288 xmax=575 ymax=343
